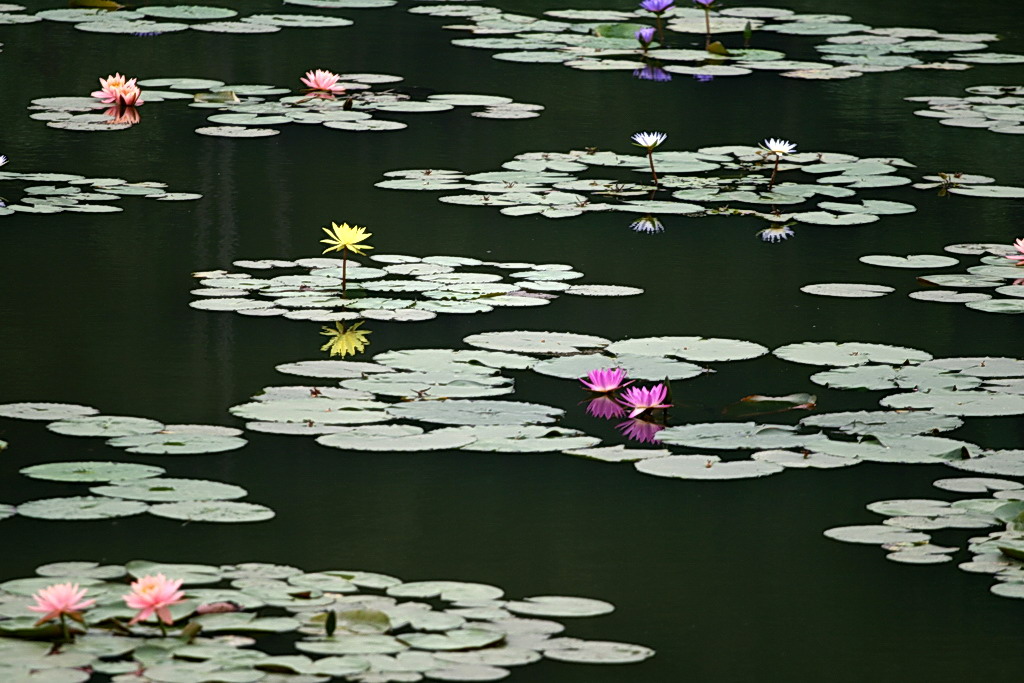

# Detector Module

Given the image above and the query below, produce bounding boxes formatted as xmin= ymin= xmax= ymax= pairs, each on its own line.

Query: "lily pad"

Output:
xmin=47 ymin=415 xmax=164 ymax=438
xmin=149 ymin=501 xmax=275 ymax=523
xmin=17 ymin=496 xmax=148 ymax=520
xmin=20 ymin=461 xmax=165 ymax=483
xmin=801 ymin=283 xmax=894 ymax=298
xmin=463 ymin=331 xmax=610 ymax=356
xmin=386 ymin=400 xmax=562 ymax=426
xmin=773 ymin=341 xmax=932 ymax=366
xmin=635 ymin=455 xmax=784 ymax=480
xmin=317 ymin=427 xmax=477 ymax=452
xmin=106 ymin=432 xmax=246 ymax=455
xmin=0 ymin=402 xmax=99 ymax=421
xmin=91 ymin=478 xmax=247 ymax=502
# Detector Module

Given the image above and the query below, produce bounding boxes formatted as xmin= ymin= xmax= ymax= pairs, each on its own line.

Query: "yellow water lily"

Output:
xmin=320 ymin=222 xmax=373 ymax=256
xmin=319 ymin=321 xmax=371 ymax=358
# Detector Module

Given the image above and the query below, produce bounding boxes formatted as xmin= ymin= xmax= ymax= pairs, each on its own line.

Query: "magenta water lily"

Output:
xmin=617 ymin=418 xmax=666 ymax=444
xmin=580 ymin=367 xmax=631 ymax=393
xmin=619 ymin=383 xmax=673 ymax=418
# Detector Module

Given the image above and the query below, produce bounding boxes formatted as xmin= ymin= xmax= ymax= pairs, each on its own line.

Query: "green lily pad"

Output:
xmin=139 ymin=5 xmax=238 ymax=20
xmin=399 ymin=629 xmax=505 ymax=651
xmin=773 ymin=341 xmax=932 ymax=366
xmin=801 ymin=283 xmax=894 ymax=297
xmin=106 ymin=432 xmax=246 ymax=455
xmin=20 ymin=461 xmax=165 ymax=482
xmin=317 ymin=427 xmax=477 ymax=452
xmin=606 ymin=336 xmax=767 ymax=362
xmin=824 ymin=525 xmax=930 ymax=544
xmin=881 ymin=391 xmax=1024 ymax=416
xmin=860 ymin=254 xmax=959 ymax=268
xmin=655 ymin=422 xmax=823 ymax=450
xmin=504 ymin=596 xmax=613 ymax=618
xmin=463 ymin=331 xmax=610 ymax=355
xmin=800 ymin=410 xmax=963 ymax=435
xmin=17 ymin=496 xmax=148 ymax=520
xmin=0 ymin=402 xmax=100 ymax=421
xmin=46 ymin=415 xmax=165 ymax=437
xmin=457 ymin=426 xmax=599 ymax=453
xmin=91 ymin=478 xmax=247 ymax=502
xmin=635 ymin=455 xmax=784 ymax=480
xmin=531 ymin=354 xmax=705 ymax=381
xmin=229 ymin=399 xmax=390 ymax=424
xmin=386 ymin=400 xmax=562 ymax=426
xmin=149 ymin=501 xmax=275 ymax=523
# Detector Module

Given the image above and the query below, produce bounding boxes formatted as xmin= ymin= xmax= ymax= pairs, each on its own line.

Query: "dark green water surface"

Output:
xmin=1 ymin=0 xmax=1023 ymax=680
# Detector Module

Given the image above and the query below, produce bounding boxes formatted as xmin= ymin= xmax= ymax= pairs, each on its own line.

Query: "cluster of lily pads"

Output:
xmin=189 ymin=253 xmax=642 ymax=323
xmin=0 ymin=402 xmax=270 ymax=524
xmin=0 ymin=3 xmax=375 ymax=35
xmin=29 ymin=74 xmax=542 ymax=136
xmin=809 ymin=240 xmax=1023 ymax=313
xmin=218 ymin=330 xmax=1024 ymax=488
xmin=409 ymin=4 xmax=1024 ymax=81
xmin=825 ymin=477 xmax=1024 ymax=602
xmin=0 ymin=559 xmax=654 ymax=681
xmin=907 ymin=85 xmax=1024 ymax=136
xmin=0 ymin=166 xmax=199 ymax=216
xmin=378 ymin=144 xmax=926 ymax=224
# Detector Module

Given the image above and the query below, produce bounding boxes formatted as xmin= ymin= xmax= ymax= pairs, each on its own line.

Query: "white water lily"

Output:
xmin=631 ymin=131 xmax=667 ymax=150
xmin=0 ymin=155 xmax=7 ymax=167
xmin=760 ymin=138 xmax=796 ymax=155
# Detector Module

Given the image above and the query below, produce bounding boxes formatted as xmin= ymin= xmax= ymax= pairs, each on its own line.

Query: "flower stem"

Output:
xmin=158 ymin=620 xmax=168 ymax=637
xmin=60 ymin=614 xmax=69 ymax=644
xmin=656 ymin=14 xmax=664 ymax=44
xmin=768 ymin=155 xmax=780 ymax=191
xmin=647 ymin=150 xmax=659 ymax=185
xmin=704 ymin=8 xmax=711 ymax=49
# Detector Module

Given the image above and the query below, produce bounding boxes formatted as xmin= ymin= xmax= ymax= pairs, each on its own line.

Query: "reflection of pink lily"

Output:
xmin=585 ymin=395 xmax=628 ymax=419
xmin=104 ymin=105 xmax=140 ymax=126
xmin=616 ymin=418 xmax=666 ymax=444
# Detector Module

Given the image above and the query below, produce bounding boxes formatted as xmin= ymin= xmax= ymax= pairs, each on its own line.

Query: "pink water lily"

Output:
xmin=301 ymin=69 xmax=346 ymax=94
xmin=618 ymin=383 xmax=672 ymax=418
xmin=28 ymin=583 xmax=96 ymax=626
xmin=123 ymin=574 xmax=186 ymax=625
xmin=1007 ymin=237 xmax=1024 ymax=264
xmin=105 ymin=105 xmax=140 ymax=126
xmin=585 ymin=395 xmax=628 ymax=419
xmin=580 ymin=368 xmax=631 ymax=393
xmin=616 ymin=418 xmax=666 ymax=444
xmin=91 ymin=73 xmax=145 ymax=107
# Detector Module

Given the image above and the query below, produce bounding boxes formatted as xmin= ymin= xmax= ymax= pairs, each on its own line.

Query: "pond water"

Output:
xmin=1 ymin=0 xmax=1024 ymax=681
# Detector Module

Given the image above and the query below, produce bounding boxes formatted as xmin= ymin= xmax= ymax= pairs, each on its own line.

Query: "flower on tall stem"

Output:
xmin=618 ymin=383 xmax=672 ymax=418
xmin=123 ymin=574 xmax=186 ymax=635
xmin=693 ymin=0 xmax=716 ymax=48
xmin=320 ymin=321 xmax=371 ymax=357
xmin=759 ymin=138 xmax=796 ymax=191
xmin=757 ymin=225 xmax=794 ymax=243
xmin=639 ymin=0 xmax=674 ymax=43
xmin=320 ymin=221 xmax=373 ymax=295
xmin=635 ymin=26 xmax=656 ymax=51
xmin=631 ymin=131 xmax=667 ymax=185
xmin=630 ymin=215 xmax=664 ymax=234
xmin=616 ymin=417 xmax=666 ymax=444
xmin=91 ymin=73 xmax=145 ymax=107
xmin=28 ymin=583 xmax=96 ymax=641
xmin=1006 ymin=237 xmax=1024 ymax=264
xmin=580 ymin=368 xmax=631 ymax=393
xmin=300 ymin=69 xmax=346 ymax=95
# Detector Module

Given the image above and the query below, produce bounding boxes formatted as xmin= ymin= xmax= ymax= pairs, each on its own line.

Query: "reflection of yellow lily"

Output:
xmin=319 ymin=321 xmax=371 ymax=358
xmin=320 ymin=222 xmax=373 ymax=256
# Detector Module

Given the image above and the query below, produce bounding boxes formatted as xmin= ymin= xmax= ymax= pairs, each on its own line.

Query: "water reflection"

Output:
xmin=756 ymin=224 xmax=795 ymax=243
xmin=105 ymin=105 xmax=141 ymax=127
xmin=319 ymin=321 xmax=371 ymax=357
xmin=632 ymin=63 xmax=673 ymax=83
xmin=584 ymin=395 xmax=628 ymax=420
xmin=616 ymin=417 xmax=666 ymax=444
xmin=630 ymin=215 xmax=664 ymax=234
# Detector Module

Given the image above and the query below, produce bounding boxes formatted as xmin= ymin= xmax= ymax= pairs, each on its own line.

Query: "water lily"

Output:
xmin=693 ymin=74 xmax=715 ymax=83
xmin=320 ymin=321 xmax=371 ymax=358
xmin=630 ymin=215 xmax=664 ymax=233
xmin=618 ymin=384 xmax=672 ymax=418
xmin=91 ymin=73 xmax=145 ymax=107
xmin=1007 ymin=237 xmax=1024 ymax=264
xmin=123 ymin=574 xmax=186 ymax=630
xmin=586 ymin=395 xmax=628 ymax=420
xmin=633 ymin=64 xmax=672 ymax=82
xmin=639 ymin=0 xmax=674 ymax=42
xmin=28 ymin=583 xmax=96 ymax=638
xmin=321 ymin=221 xmax=373 ymax=294
xmin=631 ymin=131 xmax=667 ymax=184
xmin=616 ymin=418 xmax=666 ymax=444
xmin=301 ymin=69 xmax=346 ymax=95
xmin=580 ymin=368 xmax=630 ymax=393
xmin=759 ymin=138 xmax=796 ymax=190
xmin=0 ymin=155 xmax=7 ymax=167
xmin=757 ymin=225 xmax=794 ymax=242
xmin=635 ymin=26 xmax=656 ymax=50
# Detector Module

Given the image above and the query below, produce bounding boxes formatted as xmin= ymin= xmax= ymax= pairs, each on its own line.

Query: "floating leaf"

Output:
xmin=386 ymin=400 xmax=562 ymax=426
xmin=17 ymin=496 xmax=148 ymax=521
xmin=463 ymin=331 xmax=610 ymax=356
xmin=773 ymin=341 xmax=932 ymax=366
xmin=800 ymin=283 xmax=894 ymax=298
xmin=91 ymin=478 xmax=247 ymax=502
xmin=635 ymin=455 xmax=784 ymax=480
xmin=149 ymin=501 xmax=275 ymax=523
xmin=0 ymin=402 xmax=99 ymax=421
xmin=47 ymin=415 xmax=164 ymax=437
xmin=20 ymin=461 xmax=165 ymax=482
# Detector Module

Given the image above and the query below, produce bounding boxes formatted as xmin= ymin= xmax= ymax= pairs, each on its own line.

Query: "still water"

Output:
xmin=1 ymin=0 xmax=1023 ymax=680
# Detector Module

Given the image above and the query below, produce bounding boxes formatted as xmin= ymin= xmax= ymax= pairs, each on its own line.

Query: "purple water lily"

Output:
xmin=633 ymin=64 xmax=673 ymax=82
xmin=618 ymin=384 xmax=672 ymax=418
xmin=640 ymin=0 xmax=674 ymax=12
xmin=635 ymin=26 xmax=656 ymax=48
